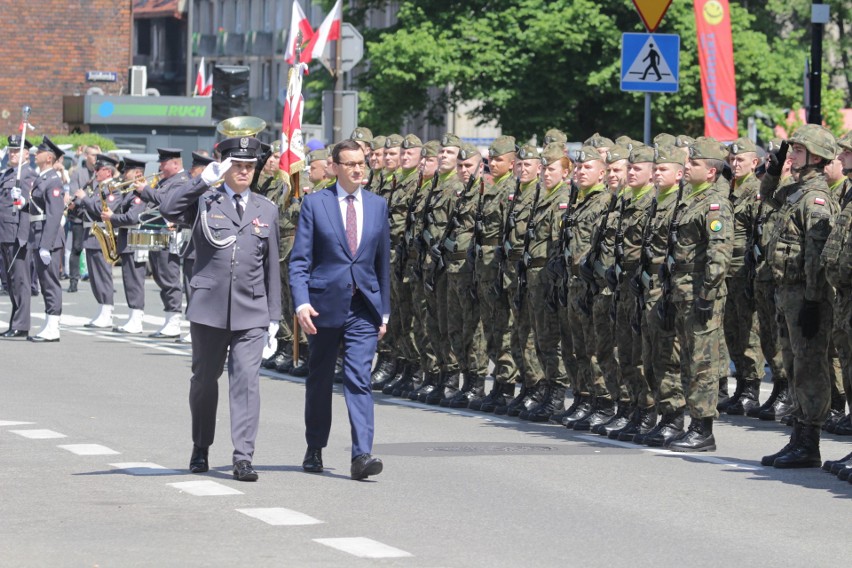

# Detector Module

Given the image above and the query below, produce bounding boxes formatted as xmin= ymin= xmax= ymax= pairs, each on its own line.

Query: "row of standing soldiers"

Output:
xmin=268 ymin=124 xmax=852 ymax=474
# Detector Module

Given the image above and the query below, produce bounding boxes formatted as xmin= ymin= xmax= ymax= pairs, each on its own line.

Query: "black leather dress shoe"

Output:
xmin=302 ymin=448 xmax=323 ymax=473
xmin=148 ymin=331 xmax=180 ymax=339
xmin=27 ymin=335 xmax=59 ymax=343
xmin=233 ymin=460 xmax=258 ymax=482
xmin=1 ymin=329 xmax=28 ymax=338
xmin=189 ymin=446 xmax=209 ymax=473
xmin=351 ymin=453 xmax=383 ymax=480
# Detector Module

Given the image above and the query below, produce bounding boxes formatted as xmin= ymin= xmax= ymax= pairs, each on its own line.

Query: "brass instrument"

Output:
xmin=91 ymin=182 xmax=120 ymax=264
xmin=216 ymin=116 xmax=267 ymax=138
xmin=109 ymin=173 xmax=160 ymax=193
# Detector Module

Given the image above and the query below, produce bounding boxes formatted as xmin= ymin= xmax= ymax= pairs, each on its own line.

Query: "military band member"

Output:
xmin=27 ymin=137 xmax=66 ymax=343
xmin=67 ymin=146 xmax=99 ymax=293
xmin=0 ymin=135 xmax=36 ymax=337
xmin=159 ymin=136 xmax=281 ymax=482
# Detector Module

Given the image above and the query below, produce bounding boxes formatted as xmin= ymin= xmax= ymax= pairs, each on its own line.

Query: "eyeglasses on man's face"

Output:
xmin=336 ymin=161 xmax=366 ymax=169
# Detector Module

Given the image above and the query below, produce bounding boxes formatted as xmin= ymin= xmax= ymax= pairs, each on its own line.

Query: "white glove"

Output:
xmin=10 ymin=187 xmax=25 ymax=209
xmin=201 ymin=157 xmax=233 ymax=186
xmin=39 ymin=248 xmax=51 ymax=265
xmin=262 ymin=322 xmax=280 ymax=360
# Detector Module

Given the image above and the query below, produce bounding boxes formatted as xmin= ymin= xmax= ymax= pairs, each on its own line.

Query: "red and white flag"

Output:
xmin=194 ymin=57 xmax=213 ymax=97
xmin=279 ymin=61 xmax=308 ymax=184
xmin=301 ymin=0 xmax=341 ymax=63
xmin=285 ymin=1 xmax=313 ymax=65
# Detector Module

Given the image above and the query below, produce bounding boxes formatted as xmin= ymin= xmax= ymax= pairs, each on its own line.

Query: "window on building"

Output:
xmin=136 ymin=20 xmax=151 ymax=56
xmin=262 ymin=61 xmax=271 ymax=100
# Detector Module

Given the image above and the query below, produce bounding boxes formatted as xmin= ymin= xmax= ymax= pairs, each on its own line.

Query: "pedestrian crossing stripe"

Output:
xmin=621 ymin=33 xmax=680 ymax=94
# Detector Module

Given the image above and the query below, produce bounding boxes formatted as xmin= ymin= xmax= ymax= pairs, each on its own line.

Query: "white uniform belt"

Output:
xmin=29 ymin=214 xmax=46 ymax=222
xmin=83 ymin=222 xmax=105 ymax=229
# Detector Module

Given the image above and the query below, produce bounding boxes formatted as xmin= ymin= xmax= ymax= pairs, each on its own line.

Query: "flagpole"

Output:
xmin=333 ymin=35 xmax=343 ymax=143
xmin=290 ymin=33 xmax=305 ymax=366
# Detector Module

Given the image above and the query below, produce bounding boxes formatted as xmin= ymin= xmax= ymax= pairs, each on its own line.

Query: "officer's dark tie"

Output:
xmin=345 ymin=194 xmax=357 ymax=255
xmin=233 ymin=193 xmax=243 ymax=220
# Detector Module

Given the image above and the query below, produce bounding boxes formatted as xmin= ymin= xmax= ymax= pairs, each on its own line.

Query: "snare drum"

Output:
xmin=128 ymin=228 xmax=170 ymax=251
xmin=168 ymin=228 xmax=192 ymax=256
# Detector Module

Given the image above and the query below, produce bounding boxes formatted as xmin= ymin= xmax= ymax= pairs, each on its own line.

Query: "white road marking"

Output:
xmin=313 ymin=537 xmax=413 ymax=559
xmin=9 ymin=429 xmax=66 ymax=439
xmin=167 ymin=480 xmax=244 ymax=496
xmin=64 ymin=328 xmax=188 ymax=355
xmin=58 ymin=444 xmax=120 ymax=456
xmin=109 ymin=462 xmax=180 ymax=475
xmin=0 ymin=421 xmax=36 ymax=427
xmin=236 ymin=508 xmax=324 ymax=526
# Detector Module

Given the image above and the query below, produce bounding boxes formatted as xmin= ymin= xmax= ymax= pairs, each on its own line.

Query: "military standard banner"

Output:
xmin=694 ymin=0 xmax=738 ymax=141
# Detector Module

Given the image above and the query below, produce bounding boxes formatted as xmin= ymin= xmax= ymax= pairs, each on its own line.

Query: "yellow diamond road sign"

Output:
xmin=632 ymin=0 xmax=673 ymax=32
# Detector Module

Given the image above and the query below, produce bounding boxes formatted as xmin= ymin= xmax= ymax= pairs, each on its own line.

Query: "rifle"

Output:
xmin=631 ymin=195 xmax=659 ymax=334
xmin=467 ymin=175 xmax=486 ymax=301
xmin=364 ymin=167 xmax=374 ymax=192
xmin=386 ymin=174 xmax=398 ymax=220
xmin=492 ymin=177 xmax=522 ymax=296
xmin=607 ymin=193 xmax=628 ymax=322
xmin=578 ymin=191 xmax=618 ymax=315
xmin=545 ymin=181 xmax=579 ymax=310
xmin=425 ymin=173 xmax=478 ymax=292
xmin=654 ymin=178 xmax=686 ymax=331
xmin=744 ymin=197 xmax=766 ymax=300
xmin=414 ymin=171 xmax=441 ymax=280
xmin=513 ymin=179 xmax=542 ymax=310
xmin=395 ymin=168 xmax=424 ymax=282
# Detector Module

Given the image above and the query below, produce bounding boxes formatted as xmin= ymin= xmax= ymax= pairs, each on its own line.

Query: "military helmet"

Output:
xmin=788 ymin=124 xmax=837 ymax=161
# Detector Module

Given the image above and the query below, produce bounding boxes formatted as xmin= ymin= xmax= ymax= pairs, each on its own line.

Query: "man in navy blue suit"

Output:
xmin=289 ymin=139 xmax=391 ymax=481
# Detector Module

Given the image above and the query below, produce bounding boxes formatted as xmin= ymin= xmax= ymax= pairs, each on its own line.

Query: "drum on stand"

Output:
xmin=127 ymin=228 xmax=170 ymax=251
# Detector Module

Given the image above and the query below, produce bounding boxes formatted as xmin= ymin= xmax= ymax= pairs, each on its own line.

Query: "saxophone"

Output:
xmin=92 ymin=182 xmax=120 ymax=264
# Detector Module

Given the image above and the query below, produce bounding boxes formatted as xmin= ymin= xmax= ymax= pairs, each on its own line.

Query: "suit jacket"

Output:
xmin=27 ymin=168 xmax=65 ymax=251
xmin=159 ymin=176 xmax=281 ymax=331
xmin=289 ymin=184 xmax=391 ymax=329
xmin=0 ymin=164 xmax=36 ymax=246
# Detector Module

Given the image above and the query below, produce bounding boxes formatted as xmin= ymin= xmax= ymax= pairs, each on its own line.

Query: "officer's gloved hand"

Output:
xmin=694 ymin=297 xmax=713 ymax=326
xmin=10 ymin=187 xmax=25 ymax=208
xmin=578 ymin=256 xmax=596 ymax=285
xmin=766 ymin=141 xmax=789 ymax=177
xmin=798 ymin=300 xmax=820 ymax=339
xmin=263 ymin=322 xmax=279 ymax=359
xmin=605 ymin=265 xmax=619 ymax=292
xmin=38 ymin=248 xmax=51 ymax=265
xmin=629 ymin=273 xmax=644 ymax=298
xmin=201 ymin=157 xmax=233 ymax=186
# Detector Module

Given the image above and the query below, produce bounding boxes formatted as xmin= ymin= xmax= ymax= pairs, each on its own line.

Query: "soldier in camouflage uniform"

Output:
xmin=745 ymin=139 xmax=795 ymax=421
xmin=584 ymin=133 xmax=615 ymax=162
xmin=720 ymin=137 xmax=764 ymax=415
xmin=648 ymin=138 xmax=733 ymax=452
xmin=472 ymin=136 xmax=520 ymax=413
xmin=760 ymin=125 xmax=839 ymax=469
xmin=561 ymin=146 xmax=619 ymax=430
xmin=598 ymin=145 xmax=657 ymax=439
xmin=350 ymin=126 xmax=373 ymax=159
xmin=499 ymin=144 xmax=546 ymax=417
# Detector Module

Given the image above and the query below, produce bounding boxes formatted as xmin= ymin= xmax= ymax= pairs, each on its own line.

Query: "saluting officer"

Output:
xmin=27 ymin=137 xmax=66 ymax=343
xmin=159 ymin=136 xmax=281 ymax=482
xmin=0 ymin=135 xmax=36 ymax=337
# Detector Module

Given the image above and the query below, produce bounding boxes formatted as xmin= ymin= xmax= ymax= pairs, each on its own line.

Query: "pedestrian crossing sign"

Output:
xmin=621 ymin=33 xmax=680 ymax=93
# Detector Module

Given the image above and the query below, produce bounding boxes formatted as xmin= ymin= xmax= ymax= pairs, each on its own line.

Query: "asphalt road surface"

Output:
xmin=2 ymin=269 xmax=852 ymax=567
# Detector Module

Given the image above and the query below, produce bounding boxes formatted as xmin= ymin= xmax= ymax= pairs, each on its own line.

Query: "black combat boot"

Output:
xmin=643 ymin=410 xmax=685 ymax=447
xmin=823 ymin=387 xmax=847 ymax=433
xmin=549 ymin=391 xmax=581 ymax=424
xmin=67 ymin=279 xmax=78 ymax=293
xmin=518 ymin=383 xmax=549 ymax=420
xmin=333 ymin=355 xmax=346 ymax=384
xmin=262 ymin=344 xmax=286 ymax=370
xmin=447 ymin=375 xmax=486 ymax=409
xmin=823 ymin=451 xmax=852 ymax=474
xmin=470 ymin=379 xmax=500 ymax=411
xmin=371 ymin=356 xmax=397 ymax=390
xmin=383 ymin=362 xmax=411 ymax=395
xmin=600 ymin=404 xmax=634 ymax=437
xmin=838 ymin=462 xmax=852 ymax=481
xmin=750 ymin=378 xmax=784 ymax=419
xmin=726 ymin=378 xmax=761 ymax=416
xmin=773 ymin=424 xmax=821 ymax=468
xmin=620 ymin=407 xmax=657 ymax=442
xmin=832 ymin=415 xmax=852 ymax=436
xmin=410 ymin=370 xmax=439 ymax=401
xmin=573 ymin=398 xmax=616 ymax=432
xmin=562 ymin=395 xmax=594 ymax=429
xmin=394 ymin=365 xmax=420 ymax=398
xmin=480 ymin=382 xmax=515 ymax=413
xmin=527 ymin=383 xmax=567 ymax=423
xmin=760 ymin=420 xmax=802 ymax=466
xmin=716 ymin=376 xmax=730 ymax=411
xmin=668 ymin=417 xmax=716 ymax=452
xmin=720 ymin=377 xmax=745 ymax=414
xmin=426 ymin=371 xmax=459 ymax=405
xmin=289 ymin=345 xmax=310 ymax=377
xmin=275 ymin=346 xmax=295 ymax=373
xmin=502 ymin=384 xmax=535 ymax=417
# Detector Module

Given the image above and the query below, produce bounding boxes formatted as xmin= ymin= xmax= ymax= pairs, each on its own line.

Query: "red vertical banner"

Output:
xmin=694 ymin=0 xmax=738 ymax=140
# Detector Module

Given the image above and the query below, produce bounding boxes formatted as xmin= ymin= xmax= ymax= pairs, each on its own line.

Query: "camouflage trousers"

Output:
xmin=475 ymin=263 xmax=517 ymax=383
xmin=724 ymin=277 xmax=762 ymax=380
xmin=615 ymin=280 xmax=651 ymax=408
xmin=654 ymin=296 xmax=724 ymax=419
xmin=775 ymin=285 xmax=832 ymax=426
xmin=446 ymin=266 xmax=488 ymax=375
xmin=640 ymin=296 xmax=669 ymax=411
xmin=527 ymin=269 xmax=567 ymax=386
xmin=390 ymin=268 xmax=419 ymax=364
xmin=564 ymin=284 xmax=617 ymax=400
xmin=557 ymin=293 xmax=578 ymax=394
xmin=754 ymin=278 xmax=790 ymax=382
xmin=423 ymin=270 xmax=457 ymax=373
xmin=832 ymin=290 xmax=852 ymax=406
xmin=410 ymin=265 xmax=438 ymax=373
xmin=506 ymin=262 xmax=543 ymax=387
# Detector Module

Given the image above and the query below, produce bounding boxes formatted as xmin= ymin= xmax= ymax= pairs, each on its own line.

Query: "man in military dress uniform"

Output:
xmin=0 ymin=135 xmax=36 ymax=337
xmin=159 ymin=136 xmax=281 ymax=482
xmin=27 ymin=137 xmax=66 ymax=343
xmin=67 ymin=146 xmax=99 ymax=293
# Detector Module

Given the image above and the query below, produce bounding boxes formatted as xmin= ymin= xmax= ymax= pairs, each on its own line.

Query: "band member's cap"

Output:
xmin=156 ymin=147 xmax=183 ymax=162
xmin=217 ymin=136 xmax=262 ymax=162
xmin=191 ymin=152 xmax=215 ymax=168
xmin=6 ymin=135 xmax=32 ymax=149
xmin=123 ymin=157 xmax=147 ymax=171
xmin=36 ymin=136 xmax=65 ymax=158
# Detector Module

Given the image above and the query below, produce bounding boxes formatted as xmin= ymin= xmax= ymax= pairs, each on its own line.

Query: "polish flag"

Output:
xmin=285 ymin=1 xmax=313 ymax=65
xmin=279 ymin=61 xmax=308 ymax=183
xmin=194 ymin=57 xmax=213 ymax=97
xmin=301 ymin=0 xmax=341 ymax=63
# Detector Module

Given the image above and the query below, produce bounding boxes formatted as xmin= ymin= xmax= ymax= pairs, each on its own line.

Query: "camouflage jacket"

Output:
xmin=528 ymin=181 xmax=571 ymax=270
xmin=476 ymin=172 xmax=513 ymax=270
xmin=566 ymin=184 xmax=613 ymax=291
xmin=603 ymin=184 xmax=655 ymax=276
xmin=388 ymin=168 xmax=419 ymax=263
xmin=728 ymin=173 xmax=761 ymax=277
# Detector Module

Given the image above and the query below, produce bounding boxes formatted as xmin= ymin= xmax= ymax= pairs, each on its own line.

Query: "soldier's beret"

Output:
xmin=489 ymin=135 xmax=516 ymax=158
xmin=575 ymin=145 xmax=604 ymax=164
xmin=584 ymin=133 xmax=614 ymax=149
xmin=729 ymin=137 xmax=758 ymax=155
xmin=156 ymin=147 xmax=182 ymax=162
xmin=306 ymin=149 xmax=328 ymax=164
xmin=689 ymin=138 xmax=728 ymax=161
xmin=615 ymin=135 xmax=639 ymax=150
xmin=217 ymin=136 xmax=262 ymax=162
xmin=384 ymin=134 xmax=403 ymax=149
xmin=6 ymin=135 xmax=32 ymax=150
xmin=654 ymin=144 xmax=685 ymax=166
xmin=350 ymin=126 xmax=373 ymax=143
xmin=401 ymin=134 xmax=423 ymax=150
xmin=629 ymin=145 xmax=656 ymax=164
xmin=605 ymin=145 xmax=631 ymax=164
xmin=540 ymin=143 xmax=565 ymax=166
xmin=675 ymin=135 xmax=695 ymax=148
xmin=370 ymin=136 xmax=387 ymax=151
xmin=543 ymin=129 xmax=567 ymax=145
xmin=654 ymin=133 xmax=677 ymax=147
xmin=421 ymin=140 xmax=440 ymax=158
xmin=517 ymin=144 xmax=541 ymax=161
xmin=441 ymin=133 xmax=462 ymax=148
xmin=458 ymin=143 xmax=480 ymax=161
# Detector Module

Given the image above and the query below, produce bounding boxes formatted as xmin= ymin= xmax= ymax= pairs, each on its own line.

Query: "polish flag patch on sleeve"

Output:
xmin=709 ymin=203 xmax=720 ymax=211
xmin=508 ymin=194 xmax=515 ymax=201
xmin=558 ymin=202 xmax=568 ymax=210
xmin=133 ymin=197 xmax=142 ymax=205
xmin=52 ymin=188 xmax=60 ymax=197
xmin=814 ymin=197 xmax=826 ymax=205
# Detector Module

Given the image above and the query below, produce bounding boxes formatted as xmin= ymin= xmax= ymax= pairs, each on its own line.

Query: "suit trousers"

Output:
xmin=1 ymin=242 xmax=31 ymax=330
xmin=189 ymin=322 xmax=265 ymax=463
xmin=32 ymin=248 xmax=63 ymax=316
xmin=305 ymin=292 xmax=379 ymax=458
xmin=120 ymin=252 xmax=146 ymax=310
xmin=86 ymin=248 xmax=114 ymax=305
